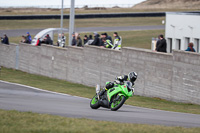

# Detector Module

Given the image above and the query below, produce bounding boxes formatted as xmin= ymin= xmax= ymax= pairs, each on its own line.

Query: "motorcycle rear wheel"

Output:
xmin=110 ymin=95 xmax=126 ymax=111
xmin=90 ymin=95 xmax=100 ymax=109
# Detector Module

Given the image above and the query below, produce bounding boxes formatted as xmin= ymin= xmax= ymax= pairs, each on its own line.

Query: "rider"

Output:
xmin=98 ymin=72 xmax=137 ymax=96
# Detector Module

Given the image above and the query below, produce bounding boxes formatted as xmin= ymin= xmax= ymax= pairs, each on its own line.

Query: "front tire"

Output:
xmin=90 ymin=95 xmax=100 ymax=109
xmin=110 ymin=95 xmax=126 ymax=111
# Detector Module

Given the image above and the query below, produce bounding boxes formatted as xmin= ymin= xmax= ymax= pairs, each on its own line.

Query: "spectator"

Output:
xmin=20 ymin=35 xmax=26 ymax=43
xmin=57 ymin=34 xmax=62 ymax=46
xmin=155 ymin=35 xmax=161 ymax=51
xmin=41 ymin=36 xmax=47 ymax=44
xmin=156 ymin=34 xmax=167 ymax=53
xmin=76 ymin=34 xmax=82 ymax=47
xmin=91 ymin=32 xmax=100 ymax=46
xmin=1 ymin=34 xmax=9 ymax=45
xmin=57 ymin=33 xmax=66 ymax=47
xmin=113 ymin=32 xmax=121 ymax=50
xmin=71 ymin=32 xmax=76 ymax=46
xmin=102 ymin=38 xmax=113 ymax=49
xmin=61 ymin=33 xmax=66 ymax=47
xmin=89 ymin=35 xmax=93 ymax=40
xmin=21 ymin=35 xmax=30 ymax=44
xmin=85 ymin=35 xmax=93 ymax=45
xmin=46 ymin=34 xmax=53 ymax=45
xmin=100 ymin=33 xmax=106 ymax=46
xmin=185 ymin=42 xmax=196 ymax=52
xmin=83 ymin=35 xmax=88 ymax=45
xmin=42 ymin=34 xmax=53 ymax=45
xmin=105 ymin=33 xmax=113 ymax=44
xmin=35 ymin=36 xmax=41 ymax=46
xmin=26 ymin=32 xmax=32 ymax=44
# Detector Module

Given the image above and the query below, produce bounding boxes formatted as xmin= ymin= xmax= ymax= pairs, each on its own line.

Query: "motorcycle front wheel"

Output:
xmin=110 ymin=95 xmax=126 ymax=111
xmin=90 ymin=95 xmax=100 ymax=109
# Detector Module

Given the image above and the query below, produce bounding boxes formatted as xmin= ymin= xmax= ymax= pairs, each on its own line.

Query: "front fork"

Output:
xmin=96 ymin=84 xmax=100 ymax=99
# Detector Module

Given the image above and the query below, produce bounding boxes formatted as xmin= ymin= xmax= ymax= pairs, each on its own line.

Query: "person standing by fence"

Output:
xmin=71 ymin=32 xmax=76 ymax=46
xmin=26 ymin=32 xmax=32 ymax=44
xmin=91 ymin=32 xmax=100 ymax=46
xmin=1 ymin=34 xmax=9 ymax=45
xmin=113 ymin=32 xmax=122 ymax=50
xmin=76 ymin=33 xmax=83 ymax=47
xmin=156 ymin=34 xmax=167 ymax=53
xmin=185 ymin=42 xmax=196 ymax=52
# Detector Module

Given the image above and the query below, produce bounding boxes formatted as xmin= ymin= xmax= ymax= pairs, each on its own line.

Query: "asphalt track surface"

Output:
xmin=0 ymin=25 xmax=164 ymax=37
xmin=0 ymin=80 xmax=200 ymax=127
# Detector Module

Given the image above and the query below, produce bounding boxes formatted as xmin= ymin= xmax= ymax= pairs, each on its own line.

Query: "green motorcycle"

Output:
xmin=90 ymin=81 xmax=134 ymax=111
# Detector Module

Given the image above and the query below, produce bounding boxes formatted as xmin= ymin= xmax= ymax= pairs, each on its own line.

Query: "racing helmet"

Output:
xmin=128 ymin=72 xmax=137 ymax=83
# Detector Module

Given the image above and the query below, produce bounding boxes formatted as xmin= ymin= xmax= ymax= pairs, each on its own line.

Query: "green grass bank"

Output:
xmin=0 ymin=17 xmax=165 ymax=30
xmin=0 ymin=109 xmax=200 ymax=133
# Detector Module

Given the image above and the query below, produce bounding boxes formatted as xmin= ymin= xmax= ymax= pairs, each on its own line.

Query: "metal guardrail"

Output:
xmin=1 ymin=12 xmax=199 ymax=20
xmin=0 ymin=12 xmax=166 ymax=20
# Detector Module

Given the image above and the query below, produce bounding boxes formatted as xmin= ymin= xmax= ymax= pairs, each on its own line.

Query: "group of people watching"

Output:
xmin=71 ymin=32 xmax=83 ymax=47
xmin=1 ymin=32 xmax=197 ymax=53
xmin=71 ymin=32 xmax=122 ymax=50
xmin=20 ymin=32 xmax=65 ymax=47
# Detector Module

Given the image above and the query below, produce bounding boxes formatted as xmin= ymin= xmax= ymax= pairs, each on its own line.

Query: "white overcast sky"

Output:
xmin=0 ymin=0 xmax=146 ymax=7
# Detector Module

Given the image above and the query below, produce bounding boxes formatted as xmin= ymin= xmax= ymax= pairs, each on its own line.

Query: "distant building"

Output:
xmin=165 ymin=12 xmax=200 ymax=53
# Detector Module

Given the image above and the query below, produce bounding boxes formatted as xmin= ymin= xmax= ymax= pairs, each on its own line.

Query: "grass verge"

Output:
xmin=1 ymin=109 xmax=200 ymax=133
xmin=0 ymin=67 xmax=200 ymax=114
xmin=0 ymin=17 xmax=165 ymax=30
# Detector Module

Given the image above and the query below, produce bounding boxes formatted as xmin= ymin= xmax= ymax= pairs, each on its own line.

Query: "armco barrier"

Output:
xmin=1 ymin=12 xmax=199 ymax=20
xmin=0 ymin=43 xmax=199 ymax=104
xmin=0 ymin=12 xmax=166 ymax=20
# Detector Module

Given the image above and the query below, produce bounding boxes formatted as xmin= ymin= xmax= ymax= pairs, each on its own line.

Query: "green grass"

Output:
xmin=0 ymin=17 xmax=165 ymax=30
xmin=10 ymin=30 xmax=165 ymax=49
xmin=1 ymin=109 xmax=199 ymax=133
xmin=0 ymin=67 xmax=200 ymax=114
xmin=0 ymin=67 xmax=95 ymax=98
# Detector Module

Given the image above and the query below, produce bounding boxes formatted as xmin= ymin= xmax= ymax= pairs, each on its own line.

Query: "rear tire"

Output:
xmin=110 ymin=95 xmax=126 ymax=111
xmin=90 ymin=95 xmax=100 ymax=109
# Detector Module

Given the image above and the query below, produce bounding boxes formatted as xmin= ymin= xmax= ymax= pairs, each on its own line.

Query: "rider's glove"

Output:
xmin=114 ymin=80 xmax=120 ymax=84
